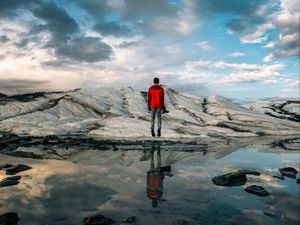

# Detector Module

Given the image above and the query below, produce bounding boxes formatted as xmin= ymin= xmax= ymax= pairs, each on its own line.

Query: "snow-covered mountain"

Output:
xmin=0 ymin=87 xmax=299 ymax=138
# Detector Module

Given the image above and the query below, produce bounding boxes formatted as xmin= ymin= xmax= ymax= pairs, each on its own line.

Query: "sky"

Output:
xmin=0 ymin=0 xmax=299 ymax=99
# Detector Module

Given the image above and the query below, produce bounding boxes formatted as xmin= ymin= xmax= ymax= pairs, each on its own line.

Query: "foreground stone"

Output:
xmin=172 ymin=219 xmax=201 ymax=225
xmin=2 ymin=176 xmax=21 ymax=181
xmin=279 ymin=167 xmax=298 ymax=179
xmin=4 ymin=164 xmax=32 ymax=175
xmin=0 ymin=180 xmax=19 ymax=187
xmin=212 ymin=171 xmax=247 ymax=186
xmin=121 ymin=216 xmax=136 ymax=225
xmin=83 ymin=214 xmax=115 ymax=225
xmin=244 ymin=185 xmax=270 ymax=197
xmin=0 ymin=212 xmax=19 ymax=225
xmin=0 ymin=164 xmax=14 ymax=170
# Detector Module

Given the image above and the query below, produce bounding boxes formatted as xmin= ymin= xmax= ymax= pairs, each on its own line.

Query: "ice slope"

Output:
xmin=0 ymin=87 xmax=298 ymax=138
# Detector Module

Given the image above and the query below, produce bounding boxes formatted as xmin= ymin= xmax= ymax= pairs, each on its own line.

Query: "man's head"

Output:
xmin=153 ymin=77 xmax=159 ymax=84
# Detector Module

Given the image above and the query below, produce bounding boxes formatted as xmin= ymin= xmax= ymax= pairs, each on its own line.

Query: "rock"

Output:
xmin=172 ymin=219 xmax=200 ymax=225
xmin=237 ymin=169 xmax=260 ymax=176
xmin=0 ymin=180 xmax=19 ymax=187
xmin=272 ymin=175 xmax=284 ymax=180
xmin=279 ymin=167 xmax=298 ymax=174
xmin=0 ymin=212 xmax=19 ymax=225
xmin=2 ymin=176 xmax=21 ymax=181
xmin=280 ymin=171 xmax=296 ymax=179
xmin=212 ymin=171 xmax=247 ymax=186
xmin=120 ymin=216 xmax=136 ymax=225
xmin=279 ymin=167 xmax=298 ymax=179
xmin=263 ymin=210 xmax=278 ymax=218
xmin=244 ymin=185 xmax=270 ymax=197
xmin=0 ymin=164 xmax=14 ymax=170
xmin=5 ymin=164 xmax=32 ymax=175
xmin=83 ymin=214 xmax=115 ymax=225
xmin=297 ymin=178 xmax=300 ymax=184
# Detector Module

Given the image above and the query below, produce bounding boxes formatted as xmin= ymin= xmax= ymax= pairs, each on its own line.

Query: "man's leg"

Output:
xmin=151 ymin=108 xmax=156 ymax=136
xmin=157 ymin=108 xmax=162 ymax=136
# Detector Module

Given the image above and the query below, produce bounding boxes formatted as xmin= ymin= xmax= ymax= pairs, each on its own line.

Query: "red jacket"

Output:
xmin=148 ymin=85 xmax=165 ymax=109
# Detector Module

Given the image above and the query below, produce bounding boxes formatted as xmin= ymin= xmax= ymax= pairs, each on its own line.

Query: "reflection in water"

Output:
xmin=0 ymin=137 xmax=299 ymax=225
xmin=146 ymin=142 xmax=172 ymax=208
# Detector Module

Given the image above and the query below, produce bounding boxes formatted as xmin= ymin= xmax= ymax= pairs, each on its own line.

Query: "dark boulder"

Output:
xmin=172 ymin=219 xmax=200 ymax=225
xmin=121 ymin=216 xmax=136 ymax=225
xmin=244 ymin=185 xmax=270 ymax=197
xmin=5 ymin=164 xmax=32 ymax=175
xmin=279 ymin=167 xmax=298 ymax=179
xmin=0 ymin=212 xmax=19 ymax=225
xmin=272 ymin=175 xmax=284 ymax=180
xmin=238 ymin=169 xmax=260 ymax=176
xmin=83 ymin=214 xmax=115 ymax=225
xmin=0 ymin=164 xmax=14 ymax=170
xmin=212 ymin=171 xmax=247 ymax=186
xmin=2 ymin=176 xmax=21 ymax=181
xmin=279 ymin=167 xmax=298 ymax=174
xmin=0 ymin=180 xmax=19 ymax=187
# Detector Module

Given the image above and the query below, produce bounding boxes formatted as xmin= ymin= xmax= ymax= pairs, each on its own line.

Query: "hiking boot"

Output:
xmin=157 ymin=129 xmax=161 ymax=137
xmin=151 ymin=129 xmax=155 ymax=137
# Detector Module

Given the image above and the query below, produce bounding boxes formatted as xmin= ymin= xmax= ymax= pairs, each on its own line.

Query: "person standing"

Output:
xmin=148 ymin=77 xmax=166 ymax=137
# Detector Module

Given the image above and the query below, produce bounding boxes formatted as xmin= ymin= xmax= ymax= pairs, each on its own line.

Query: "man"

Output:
xmin=148 ymin=77 xmax=166 ymax=137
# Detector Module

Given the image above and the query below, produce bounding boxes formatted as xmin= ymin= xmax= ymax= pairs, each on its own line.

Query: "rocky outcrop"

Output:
xmin=0 ymin=87 xmax=298 ymax=138
xmin=244 ymin=98 xmax=300 ymax=122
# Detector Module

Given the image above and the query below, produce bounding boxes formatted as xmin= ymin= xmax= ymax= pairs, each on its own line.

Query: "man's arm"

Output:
xmin=148 ymin=88 xmax=152 ymax=111
xmin=161 ymin=88 xmax=166 ymax=111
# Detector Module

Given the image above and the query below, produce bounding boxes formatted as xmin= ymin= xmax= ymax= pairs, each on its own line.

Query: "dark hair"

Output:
xmin=153 ymin=77 xmax=159 ymax=84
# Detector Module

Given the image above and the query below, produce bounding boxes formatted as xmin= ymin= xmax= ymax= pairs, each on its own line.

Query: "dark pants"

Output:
xmin=151 ymin=108 xmax=162 ymax=131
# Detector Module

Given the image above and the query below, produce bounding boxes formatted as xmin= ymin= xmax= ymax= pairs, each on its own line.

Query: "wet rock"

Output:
xmin=263 ymin=210 xmax=278 ymax=218
xmin=0 ymin=180 xmax=19 ymax=187
xmin=237 ymin=169 xmax=260 ymax=176
xmin=83 ymin=214 xmax=115 ymax=225
xmin=212 ymin=171 xmax=247 ymax=186
xmin=279 ymin=167 xmax=298 ymax=174
xmin=244 ymin=185 xmax=270 ymax=197
xmin=4 ymin=164 xmax=32 ymax=175
xmin=0 ymin=212 xmax=19 ymax=225
xmin=0 ymin=164 xmax=14 ymax=170
xmin=272 ymin=175 xmax=284 ymax=180
xmin=279 ymin=167 xmax=298 ymax=179
xmin=172 ymin=219 xmax=200 ymax=225
xmin=121 ymin=216 xmax=136 ymax=225
xmin=2 ymin=176 xmax=21 ymax=181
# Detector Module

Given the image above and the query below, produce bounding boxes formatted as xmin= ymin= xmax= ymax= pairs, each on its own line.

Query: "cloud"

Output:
xmin=228 ymin=52 xmax=245 ymax=57
xmin=195 ymin=41 xmax=215 ymax=50
xmin=186 ymin=60 xmax=284 ymax=71
xmin=186 ymin=60 xmax=286 ymax=84
xmin=285 ymin=80 xmax=300 ymax=88
xmin=0 ymin=0 xmax=37 ymax=18
xmin=93 ymin=21 xmax=133 ymax=37
xmin=0 ymin=79 xmax=50 ymax=95
xmin=33 ymin=2 xmax=79 ymax=43
xmin=0 ymin=35 xmax=9 ymax=43
xmin=55 ymin=36 xmax=112 ymax=62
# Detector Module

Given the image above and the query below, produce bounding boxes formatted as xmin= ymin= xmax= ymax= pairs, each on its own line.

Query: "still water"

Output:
xmin=0 ymin=138 xmax=299 ymax=225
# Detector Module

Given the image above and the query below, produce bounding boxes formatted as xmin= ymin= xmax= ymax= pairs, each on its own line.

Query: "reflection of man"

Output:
xmin=146 ymin=145 xmax=172 ymax=208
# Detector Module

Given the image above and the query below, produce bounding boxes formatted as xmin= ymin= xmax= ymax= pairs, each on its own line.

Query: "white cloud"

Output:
xmin=195 ymin=41 xmax=215 ymax=50
xmin=285 ymin=80 xmax=300 ymax=88
xmin=240 ymin=23 xmax=274 ymax=43
xmin=185 ymin=60 xmax=286 ymax=84
xmin=228 ymin=52 xmax=245 ymax=57
xmin=186 ymin=60 xmax=285 ymax=71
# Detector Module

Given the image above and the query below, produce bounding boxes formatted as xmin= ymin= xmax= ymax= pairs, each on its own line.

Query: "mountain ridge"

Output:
xmin=0 ymin=86 xmax=298 ymax=139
